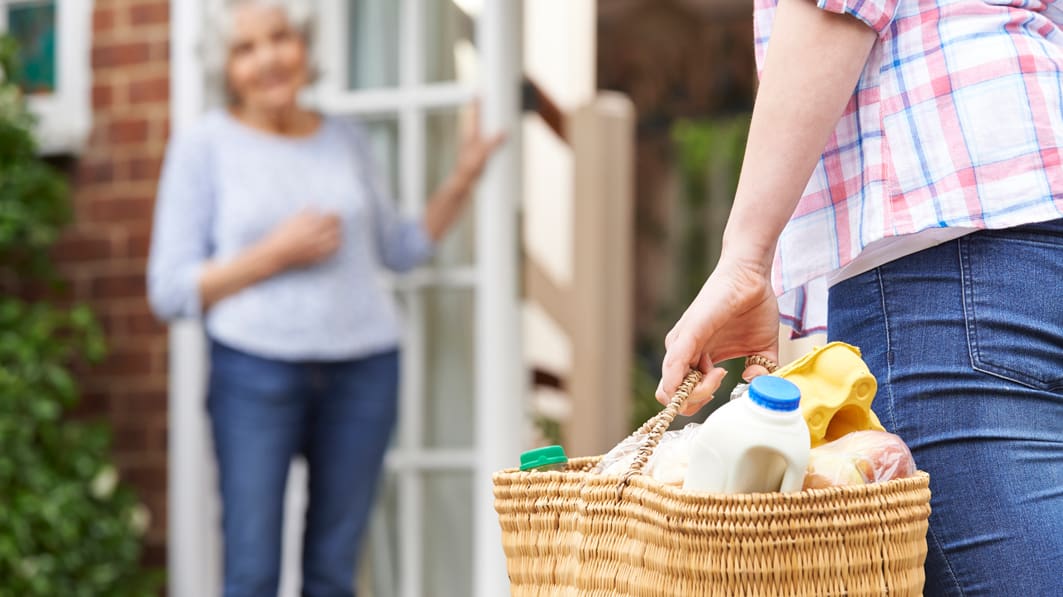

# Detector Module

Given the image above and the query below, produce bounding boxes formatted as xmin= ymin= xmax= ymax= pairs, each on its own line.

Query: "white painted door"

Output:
xmin=169 ymin=2 xmax=522 ymax=596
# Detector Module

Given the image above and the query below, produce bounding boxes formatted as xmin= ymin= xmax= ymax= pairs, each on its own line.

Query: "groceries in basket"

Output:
xmin=593 ymin=422 xmax=702 ymax=485
xmin=803 ymin=430 xmax=916 ymax=489
xmin=493 ymin=350 xmax=933 ymax=597
xmin=519 ymin=445 xmax=569 ymax=472
xmin=588 ymin=342 xmax=918 ymax=495
xmin=775 ymin=341 xmax=886 ymax=446
xmin=683 ymin=375 xmax=811 ymax=493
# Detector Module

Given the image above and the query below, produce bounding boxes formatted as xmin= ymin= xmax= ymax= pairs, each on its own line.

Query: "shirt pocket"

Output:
xmin=960 ymin=222 xmax=1063 ymax=393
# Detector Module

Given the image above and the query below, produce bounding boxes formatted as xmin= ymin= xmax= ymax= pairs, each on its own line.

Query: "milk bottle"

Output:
xmin=683 ymin=375 xmax=810 ymax=494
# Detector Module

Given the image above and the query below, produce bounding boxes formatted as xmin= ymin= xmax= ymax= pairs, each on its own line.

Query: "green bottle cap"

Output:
xmin=519 ymin=445 xmax=568 ymax=471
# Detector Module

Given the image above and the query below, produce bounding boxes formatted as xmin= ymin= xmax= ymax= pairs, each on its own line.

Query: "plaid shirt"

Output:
xmin=756 ymin=0 xmax=1063 ymax=336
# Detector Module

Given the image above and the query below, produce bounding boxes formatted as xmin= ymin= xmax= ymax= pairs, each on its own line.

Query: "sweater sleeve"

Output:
xmin=346 ymin=121 xmax=436 ymax=273
xmin=146 ymin=128 xmax=215 ymax=321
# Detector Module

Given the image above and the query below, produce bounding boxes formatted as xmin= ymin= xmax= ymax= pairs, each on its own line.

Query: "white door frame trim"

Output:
xmin=168 ymin=3 xmax=217 ymax=597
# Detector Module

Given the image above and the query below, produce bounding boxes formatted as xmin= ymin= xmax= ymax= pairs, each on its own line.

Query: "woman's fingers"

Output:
xmin=658 ymin=326 xmax=701 ymax=402
xmin=680 ymin=366 xmax=728 ymax=415
xmin=655 ymin=366 xmax=728 ymax=415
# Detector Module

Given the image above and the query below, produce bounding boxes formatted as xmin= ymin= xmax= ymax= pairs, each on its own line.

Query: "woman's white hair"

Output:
xmin=201 ymin=0 xmax=317 ymax=107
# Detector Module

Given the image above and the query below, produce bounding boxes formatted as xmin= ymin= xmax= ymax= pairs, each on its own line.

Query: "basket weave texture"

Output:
xmin=493 ymin=372 xmax=932 ymax=596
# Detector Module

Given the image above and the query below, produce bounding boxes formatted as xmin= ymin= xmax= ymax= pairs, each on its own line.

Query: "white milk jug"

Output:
xmin=683 ymin=375 xmax=810 ymax=493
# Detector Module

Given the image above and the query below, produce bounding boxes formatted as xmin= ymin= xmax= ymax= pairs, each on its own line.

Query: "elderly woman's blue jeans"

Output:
xmin=207 ymin=340 xmax=399 ymax=597
xmin=828 ymin=219 xmax=1063 ymax=597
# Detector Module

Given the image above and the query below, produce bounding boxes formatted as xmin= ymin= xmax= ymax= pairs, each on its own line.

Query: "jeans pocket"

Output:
xmin=960 ymin=227 xmax=1063 ymax=392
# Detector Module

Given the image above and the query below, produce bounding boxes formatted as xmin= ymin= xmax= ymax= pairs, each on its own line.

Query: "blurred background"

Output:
xmin=0 ymin=0 xmax=819 ymax=595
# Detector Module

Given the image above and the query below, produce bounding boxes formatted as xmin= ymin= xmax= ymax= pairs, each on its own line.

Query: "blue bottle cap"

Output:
xmin=748 ymin=376 xmax=801 ymax=412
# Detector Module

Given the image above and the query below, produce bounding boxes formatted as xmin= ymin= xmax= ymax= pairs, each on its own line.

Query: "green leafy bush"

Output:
xmin=0 ymin=35 xmax=162 ymax=596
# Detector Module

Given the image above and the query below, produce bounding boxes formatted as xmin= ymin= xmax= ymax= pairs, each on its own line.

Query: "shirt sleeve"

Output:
xmin=146 ymin=128 xmax=214 ymax=321
xmin=347 ymin=122 xmax=436 ymax=273
xmin=816 ymin=0 xmax=900 ymax=34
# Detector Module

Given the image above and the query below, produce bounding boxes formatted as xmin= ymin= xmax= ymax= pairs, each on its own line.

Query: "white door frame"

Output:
xmin=167 ymin=2 xmax=522 ymax=596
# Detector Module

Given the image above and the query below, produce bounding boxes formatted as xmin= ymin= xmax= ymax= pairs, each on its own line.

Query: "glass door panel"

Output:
xmin=348 ymin=0 xmax=400 ymax=89
xmin=425 ymin=0 xmax=477 ymax=84
xmin=426 ymin=108 xmax=476 ymax=266
xmin=422 ymin=471 xmax=474 ymax=596
xmin=422 ymin=287 xmax=475 ymax=449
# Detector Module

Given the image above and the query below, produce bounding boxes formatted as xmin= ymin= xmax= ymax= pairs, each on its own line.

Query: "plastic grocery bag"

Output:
xmin=594 ymin=423 xmax=702 ymax=485
xmin=803 ymin=430 xmax=917 ymax=489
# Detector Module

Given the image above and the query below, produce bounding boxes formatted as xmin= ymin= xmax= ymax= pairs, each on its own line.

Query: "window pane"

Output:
xmin=422 ymin=287 xmax=475 ymax=448
xmin=358 ymin=470 xmax=400 ymax=596
xmin=348 ymin=0 xmax=400 ymax=89
xmin=425 ymin=0 xmax=477 ymax=84
xmin=426 ymin=108 xmax=475 ymax=267
xmin=422 ymin=471 xmax=473 ymax=596
xmin=7 ymin=1 xmax=57 ymax=95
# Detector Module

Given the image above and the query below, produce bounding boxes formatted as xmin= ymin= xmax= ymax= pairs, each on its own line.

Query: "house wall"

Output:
xmin=55 ymin=0 xmax=172 ymax=567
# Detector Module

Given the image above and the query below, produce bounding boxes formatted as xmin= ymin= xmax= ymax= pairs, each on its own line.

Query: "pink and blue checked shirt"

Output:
xmin=757 ymin=0 xmax=1063 ymax=336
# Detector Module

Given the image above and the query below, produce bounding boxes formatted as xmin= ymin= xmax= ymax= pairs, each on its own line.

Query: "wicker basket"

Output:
xmin=494 ymin=372 xmax=932 ymax=596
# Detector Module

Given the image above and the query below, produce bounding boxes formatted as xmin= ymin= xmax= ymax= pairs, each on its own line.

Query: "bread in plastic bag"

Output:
xmin=594 ymin=422 xmax=702 ymax=485
xmin=803 ymin=430 xmax=916 ymax=490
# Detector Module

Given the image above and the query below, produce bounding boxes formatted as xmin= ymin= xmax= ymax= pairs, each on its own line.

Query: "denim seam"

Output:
xmin=959 ymin=237 xmax=980 ymax=378
xmin=873 ymin=268 xmax=898 ymax=432
xmin=881 ymin=263 xmax=968 ymax=597
xmin=928 ymin=240 xmax=970 ymax=597
xmin=926 ymin=523 xmax=967 ymax=597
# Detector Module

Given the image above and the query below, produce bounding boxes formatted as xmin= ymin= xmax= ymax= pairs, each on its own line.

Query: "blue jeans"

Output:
xmin=828 ymin=219 xmax=1063 ymax=597
xmin=207 ymin=340 xmax=399 ymax=597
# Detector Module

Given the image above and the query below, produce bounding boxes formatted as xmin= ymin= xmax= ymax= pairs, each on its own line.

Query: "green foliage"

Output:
xmin=670 ymin=115 xmax=751 ymax=305
xmin=0 ymin=37 xmax=71 ymax=277
xmin=631 ymin=115 xmax=754 ymax=427
xmin=629 ymin=360 xmax=663 ymax=432
xmin=0 ymin=35 xmax=163 ymax=596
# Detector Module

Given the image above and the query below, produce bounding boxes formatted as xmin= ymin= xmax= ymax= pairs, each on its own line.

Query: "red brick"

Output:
xmin=142 ymin=542 xmax=166 ymax=569
xmin=96 ymin=386 xmax=169 ymax=413
xmin=87 ymin=196 xmax=155 ymax=223
xmin=130 ymin=2 xmax=169 ymax=26
xmin=51 ymin=231 xmax=114 ymax=263
xmin=114 ymin=425 xmax=152 ymax=452
xmin=119 ymin=461 xmax=167 ymax=493
xmin=92 ymin=41 xmax=152 ymax=69
xmin=116 ymin=390 xmax=168 ymax=415
xmin=140 ymin=489 xmax=168 ymax=538
xmin=109 ymin=118 xmax=150 ymax=145
xmin=129 ymin=156 xmax=163 ymax=181
xmin=152 ymin=422 xmax=168 ymax=452
xmin=124 ymin=229 xmax=154 ymax=258
xmin=76 ymin=160 xmax=117 ymax=185
xmin=97 ymin=346 xmax=155 ymax=376
xmin=129 ymin=75 xmax=169 ymax=104
xmin=92 ymin=83 xmax=114 ymax=110
xmin=93 ymin=8 xmax=115 ymax=34
xmin=125 ymin=309 xmax=165 ymax=335
xmin=150 ymin=40 xmax=169 ymax=62
xmin=70 ymin=391 xmax=112 ymax=419
xmin=91 ymin=270 xmax=149 ymax=301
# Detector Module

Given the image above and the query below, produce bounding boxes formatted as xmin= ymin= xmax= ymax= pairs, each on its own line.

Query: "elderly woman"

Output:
xmin=147 ymin=1 xmax=503 ymax=595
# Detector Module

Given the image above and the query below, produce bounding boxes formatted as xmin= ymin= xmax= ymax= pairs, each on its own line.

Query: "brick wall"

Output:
xmin=53 ymin=0 xmax=172 ymax=568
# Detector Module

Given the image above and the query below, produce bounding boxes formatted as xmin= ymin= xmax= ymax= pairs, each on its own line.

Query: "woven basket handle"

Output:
xmin=617 ymin=369 xmax=702 ymax=498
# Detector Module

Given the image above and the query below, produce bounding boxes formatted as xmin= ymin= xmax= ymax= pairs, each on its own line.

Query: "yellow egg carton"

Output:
xmin=775 ymin=342 xmax=885 ymax=447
